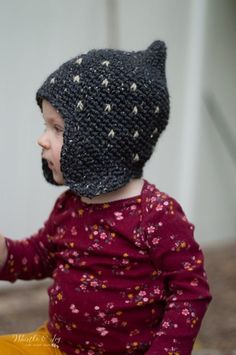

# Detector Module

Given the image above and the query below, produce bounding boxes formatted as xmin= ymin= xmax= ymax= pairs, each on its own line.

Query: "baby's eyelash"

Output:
xmin=54 ymin=125 xmax=64 ymax=132
xmin=42 ymin=121 xmax=64 ymax=133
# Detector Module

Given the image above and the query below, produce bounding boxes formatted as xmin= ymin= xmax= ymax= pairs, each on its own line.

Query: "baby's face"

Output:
xmin=38 ymin=100 xmax=65 ymax=185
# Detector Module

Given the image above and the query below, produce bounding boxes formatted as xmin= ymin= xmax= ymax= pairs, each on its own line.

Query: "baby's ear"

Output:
xmin=144 ymin=40 xmax=167 ymax=79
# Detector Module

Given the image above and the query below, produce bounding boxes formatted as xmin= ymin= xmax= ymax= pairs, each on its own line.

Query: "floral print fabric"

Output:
xmin=0 ymin=180 xmax=211 ymax=354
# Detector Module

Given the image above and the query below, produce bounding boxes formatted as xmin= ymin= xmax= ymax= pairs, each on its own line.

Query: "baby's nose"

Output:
xmin=37 ymin=133 xmax=50 ymax=149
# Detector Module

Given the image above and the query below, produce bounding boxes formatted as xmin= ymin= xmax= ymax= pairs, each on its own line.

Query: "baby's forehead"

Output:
xmin=42 ymin=99 xmax=64 ymax=123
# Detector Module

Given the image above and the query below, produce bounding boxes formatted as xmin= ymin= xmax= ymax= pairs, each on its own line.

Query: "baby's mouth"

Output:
xmin=47 ymin=160 xmax=54 ymax=170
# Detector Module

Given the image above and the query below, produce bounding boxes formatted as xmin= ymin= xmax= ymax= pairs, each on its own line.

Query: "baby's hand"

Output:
xmin=0 ymin=233 xmax=8 ymax=269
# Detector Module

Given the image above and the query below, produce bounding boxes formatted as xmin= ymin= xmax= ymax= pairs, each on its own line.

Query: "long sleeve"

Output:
xmin=145 ymin=196 xmax=212 ymax=355
xmin=0 ymin=192 xmax=67 ymax=283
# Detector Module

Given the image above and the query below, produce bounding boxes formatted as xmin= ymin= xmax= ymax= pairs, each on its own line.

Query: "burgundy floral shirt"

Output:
xmin=0 ymin=180 xmax=211 ymax=354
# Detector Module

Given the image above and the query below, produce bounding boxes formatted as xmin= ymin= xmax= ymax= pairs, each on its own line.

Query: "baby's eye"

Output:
xmin=53 ymin=125 xmax=64 ymax=134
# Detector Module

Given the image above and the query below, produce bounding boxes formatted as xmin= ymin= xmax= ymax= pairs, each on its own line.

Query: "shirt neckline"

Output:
xmin=78 ymin=179 xmax=147 ymax=210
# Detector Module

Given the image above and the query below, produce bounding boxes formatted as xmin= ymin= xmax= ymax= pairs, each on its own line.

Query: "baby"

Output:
xmin=0 ymin=41 xmax=211 ymax=355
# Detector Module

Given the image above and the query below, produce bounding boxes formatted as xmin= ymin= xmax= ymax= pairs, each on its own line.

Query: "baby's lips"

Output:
xmin=42 ymin=154 xmax=54 ymax=169
xmin=47 ymin=160 xmax=54 ymax=169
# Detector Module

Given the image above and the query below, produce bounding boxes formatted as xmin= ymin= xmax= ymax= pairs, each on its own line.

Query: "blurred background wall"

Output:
xmin=0 ymin=0 xmax=235 ymax=289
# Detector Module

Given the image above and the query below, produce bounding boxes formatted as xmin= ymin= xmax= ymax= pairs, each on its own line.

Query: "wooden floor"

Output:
xmin=0 ymin=241 xmax=235 ymax=354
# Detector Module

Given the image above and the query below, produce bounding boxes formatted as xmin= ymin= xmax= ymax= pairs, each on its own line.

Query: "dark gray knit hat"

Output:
xmin=36 ymin=40 xmax=169 ymax=198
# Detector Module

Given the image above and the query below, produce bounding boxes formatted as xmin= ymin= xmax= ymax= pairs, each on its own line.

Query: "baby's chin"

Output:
xmin=52 ymin=172 xmax=65 ymax=185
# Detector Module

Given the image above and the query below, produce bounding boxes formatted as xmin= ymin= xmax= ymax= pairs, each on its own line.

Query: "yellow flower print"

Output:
xmin=78 ymin=208 xmax=84 ymax=216
xmin=103 ymin=203 xmax=110 ymax=209
xmin=57 ymin=293 xmax=63 ymax=301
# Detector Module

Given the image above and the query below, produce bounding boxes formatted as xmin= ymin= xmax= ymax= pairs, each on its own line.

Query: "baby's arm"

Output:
xmin=145 ymin=197 xmax=212 ymax=355
xmin=0 ymin=192 xmax=67 ymax=283
xmin=0 ymin=234 xmax=8 ymax=269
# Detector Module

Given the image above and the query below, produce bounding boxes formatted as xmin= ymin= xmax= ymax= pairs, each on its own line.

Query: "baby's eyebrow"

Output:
xmin=43 ymin=116 xmax=64 ymax=126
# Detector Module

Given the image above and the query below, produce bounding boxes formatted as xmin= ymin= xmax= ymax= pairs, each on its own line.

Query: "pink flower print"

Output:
xmin=111 ymin=317 xmax=118 ymax=324
xmin=190 ymin=278 xmax=199 ymax=287
xmin=70 ymin=304 xmax=79 ymax=314
xmin=147 ymin=225 xmax=155 ymax=234
xmin=22 ymin=257 xmax=28 ymax=265
xmin=154 ymin=287 xmax=160 ymax=295
xmin=156 ymin=330 xmax=165 ymax=336
xmin=152 ymin=237 xmax=160 ymax=245
xmin=88 ymin=351 xmax=95 ymax=355
xmin=155 ymin=204 xmax=163 ymax=212
xmin=71 ymin=226 xmax=78 ymax=236
xmin=100 ymin=232 xmax=107 ymax=240
xmin=94 ymin=306 xmax=100 ymax=311
xmin=68 ymin=258 xmax=74 ymax=264
xmin=106 ymin=302 xmax=114 ymax=309
xmin=101 ymin=329 xmax=109 ymax=336
xmin=183 ymin=262 xmax=193 ymax=271
xmin=148 ymin=185 xmax=155 ymax=192
xmin=176 ymin=290 xmax=183 ymax=296
xmin=138 ymin=291 xmax=146 ymax=297
xmin=163 ymin=201 xmax=169 ymax=206
xmin=130 ymin=204 xmax=137 ymax=210
xmin=122 ymin=258 xmax=129 ymax=265
xmin=162 ymin=321 xmax=170 ymax=329
xmin=57 ymin=227 xmax=65 ymax=237
xmin=182 ymin=308 xmax=190 ymax=316
xmin=90 ymin=280 xmax=99 ymax=287
xmin=129 ymin=329 xmax=140 ymax=336
xmin=143 ymin=297 xmax=149 ymax=303
xmin=96 ymin=327 xmax=109 ymax=336
xmin=114 ymin=211 xmax=124 ymax=220
xmin=98 ymin=312 xmax=106 ymax=318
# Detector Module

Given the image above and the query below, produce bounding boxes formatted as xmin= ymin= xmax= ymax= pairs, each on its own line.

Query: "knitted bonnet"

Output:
xmin=36 ymin=40 xmax=170 ymax=198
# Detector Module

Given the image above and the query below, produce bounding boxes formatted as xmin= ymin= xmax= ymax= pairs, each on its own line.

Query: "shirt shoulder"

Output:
xmin=142 ymin=180 xmax=184 ymax=214
xmin=141 ymin=180 xmax=194 ymax=232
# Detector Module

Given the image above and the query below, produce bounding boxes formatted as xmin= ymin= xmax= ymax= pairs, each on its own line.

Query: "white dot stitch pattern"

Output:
xmin=133 ymin=153 xmax=140 ymax=162
xmin=102 ymin=79 xmax=109 ymax=87
xmin=73 ymin=75 xmax=80 ymax=83
xmin=104 ymin=104 xmax=111 ymax=112
xmin=108 ymin=129 xmax=115 ymax=138
xmin=101 ymin=60 xmax=110 ymax=67
xmin=75 ymin=58 xmax=83 ymax=65
xmin=130 ymin=83 xmax=137 ymax=91
xmin=77 ymin=100 xmax=84 ymax=111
